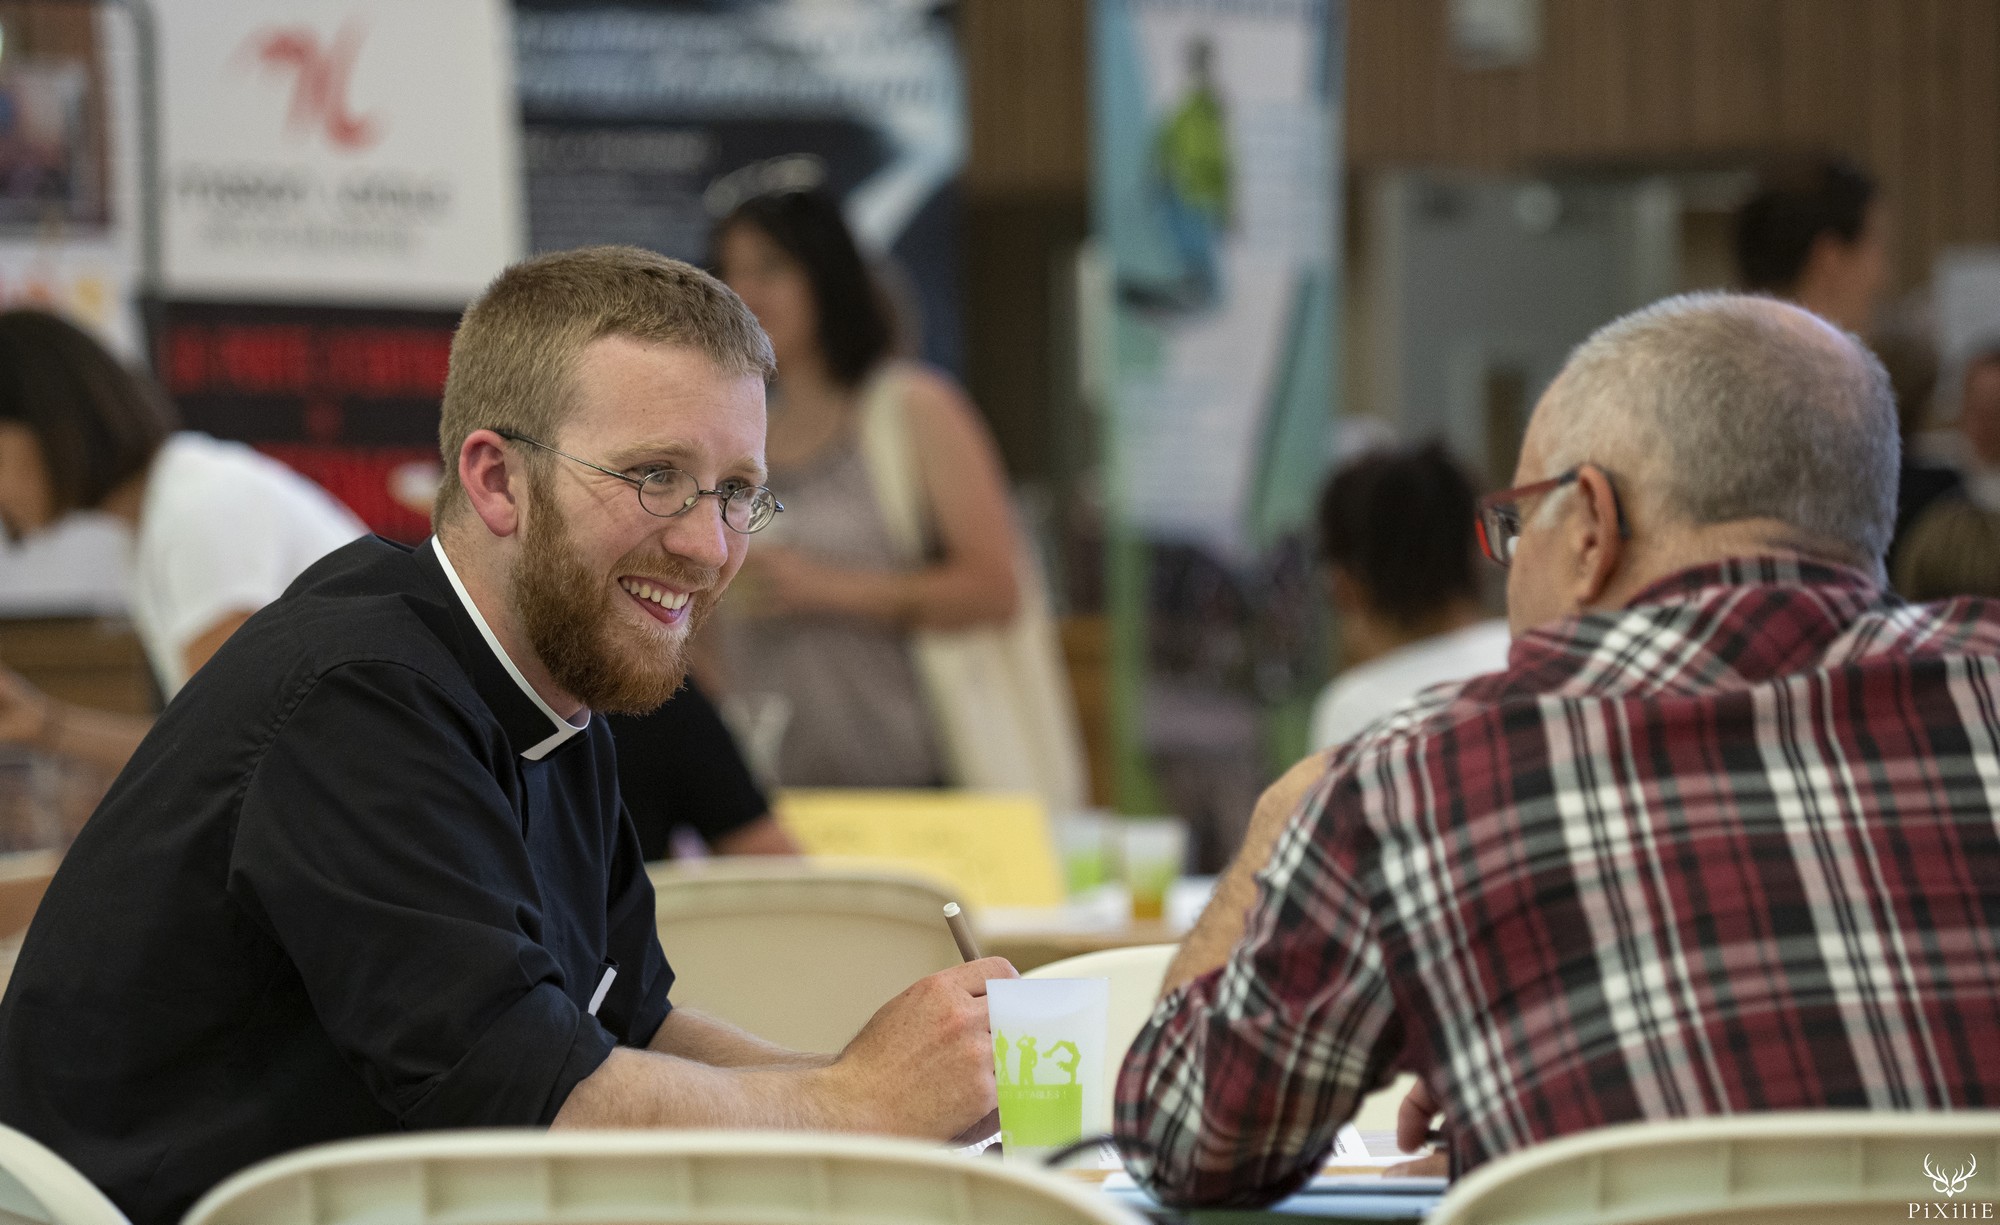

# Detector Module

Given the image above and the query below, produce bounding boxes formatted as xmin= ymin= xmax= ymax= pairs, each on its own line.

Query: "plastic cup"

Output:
xmin=1056 ymin=811 xmax=1114 ymax=896
xmin=1122 ymin=817 xmax=1187 ymax=921
xmin=986 ymin=977 xmax=1109 ymax=1162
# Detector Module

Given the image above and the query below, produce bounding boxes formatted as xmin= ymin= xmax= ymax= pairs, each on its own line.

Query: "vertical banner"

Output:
xmin=1093 ymin=0 xmax=1342 ymax=861
xmin=146 ymin=0 xmax=525 ymax=538
xmin=513 ymin=0 xmax=965 ymax=373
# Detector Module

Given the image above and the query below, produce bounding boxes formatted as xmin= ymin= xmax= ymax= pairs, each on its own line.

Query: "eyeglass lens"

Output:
xmin=636 ymin=469 xmax=779 ymax=533
xmin=1482 ymin=506 xmax=1520 ymax=565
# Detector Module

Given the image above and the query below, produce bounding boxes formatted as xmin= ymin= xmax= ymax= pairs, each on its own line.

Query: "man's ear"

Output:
xmin=1568 ymin=464 xmax=1626 ymax=607
xmin=459 ymin=430 xmax=524 ymax=539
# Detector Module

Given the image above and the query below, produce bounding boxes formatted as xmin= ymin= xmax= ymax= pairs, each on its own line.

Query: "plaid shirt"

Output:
xmin=1115 ymin=557 xmax=2000 ymax=1208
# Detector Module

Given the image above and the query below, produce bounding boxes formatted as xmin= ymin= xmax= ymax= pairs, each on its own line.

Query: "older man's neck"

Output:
xmin=1599 ymin=519 xmax=1882 ymax=609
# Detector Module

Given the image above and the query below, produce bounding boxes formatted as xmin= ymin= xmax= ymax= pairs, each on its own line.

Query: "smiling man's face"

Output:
xmin=509 ymin=333 xmax=767 ymax=714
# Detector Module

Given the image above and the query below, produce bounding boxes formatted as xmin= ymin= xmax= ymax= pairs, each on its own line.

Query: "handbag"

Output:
xmin=856 ymin=365 xmax=1089 ymax=811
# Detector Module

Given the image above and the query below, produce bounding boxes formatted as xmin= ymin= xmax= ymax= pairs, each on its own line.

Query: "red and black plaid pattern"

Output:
xmin=1116 ymin=557 xmax=2000 ymax=1209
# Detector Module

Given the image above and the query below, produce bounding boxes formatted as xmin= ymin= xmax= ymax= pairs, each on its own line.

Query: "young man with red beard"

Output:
xmin=0 ymin=247 xmax=1014 ymax=1225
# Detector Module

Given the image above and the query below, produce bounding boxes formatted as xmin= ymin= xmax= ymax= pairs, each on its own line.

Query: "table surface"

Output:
xmin=973 ymin=887 xmax=1212 ymax=972
xmin=980 ymin=919 xmax=1185 ymax=972
xmin=1063 ymin=1132 xmax=1445 ymax=1223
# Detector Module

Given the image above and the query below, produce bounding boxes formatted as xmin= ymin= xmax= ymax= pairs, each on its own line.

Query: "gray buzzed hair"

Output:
xmin=1538 ymin=291 xmax=1899 ymax=565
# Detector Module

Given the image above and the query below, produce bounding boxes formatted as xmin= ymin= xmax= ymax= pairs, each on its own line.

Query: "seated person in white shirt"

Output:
xmin=1309 ymin=441 xmax=1510 ymax=750
xmin=0 ymin=309 xmax=365 ymax=769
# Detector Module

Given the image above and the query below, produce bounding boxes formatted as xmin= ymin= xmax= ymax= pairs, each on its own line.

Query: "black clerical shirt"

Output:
xmin=0 ymin=536 xmax=673 ymax=1225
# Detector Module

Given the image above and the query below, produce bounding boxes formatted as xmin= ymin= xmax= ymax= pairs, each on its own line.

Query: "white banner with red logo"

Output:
xmin=157 ymin=0 xmax=523 ymax=305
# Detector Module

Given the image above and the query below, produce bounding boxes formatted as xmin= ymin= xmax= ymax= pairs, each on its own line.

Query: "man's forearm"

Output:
xmin=1161 ymin=753 xmax=1330 ymax=995
xmin=648 ymin=1006 xmax=834 ymax=1070
xmin=566 ymin=959 xmax=1010 ymax=1139
xmin=551 ymin=1047 xmax=858 ymax=1130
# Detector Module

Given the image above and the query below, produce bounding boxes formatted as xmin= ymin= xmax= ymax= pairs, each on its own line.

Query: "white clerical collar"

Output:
xmin=430 ymin=536 xmax=590 ymax=761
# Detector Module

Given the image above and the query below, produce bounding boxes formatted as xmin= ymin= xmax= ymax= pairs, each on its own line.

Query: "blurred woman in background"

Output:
xmin=706 ymin=188 xmax=1026 ymax=788
xmin=0 ymin=310 xmax=363 ymax=773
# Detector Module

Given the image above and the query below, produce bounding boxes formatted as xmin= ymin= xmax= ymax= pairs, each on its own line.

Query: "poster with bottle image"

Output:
xmin=1092 ymin=0 xmax=1343 ymax=853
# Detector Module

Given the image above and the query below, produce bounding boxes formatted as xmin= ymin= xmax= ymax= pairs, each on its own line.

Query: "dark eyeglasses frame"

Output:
xmin=492 ymin=429 xmax=784 ymax=534
xmin=1476 ymin=465 xmax=1629 ymax=567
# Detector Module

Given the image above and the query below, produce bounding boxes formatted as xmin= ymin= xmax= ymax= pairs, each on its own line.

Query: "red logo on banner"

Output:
xmin=242 ymin=20 xmax=382 ymax=151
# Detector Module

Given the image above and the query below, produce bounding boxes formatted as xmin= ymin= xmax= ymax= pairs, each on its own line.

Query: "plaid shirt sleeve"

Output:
xmin=1114 ymin=760 xmax=1403 ymax=1208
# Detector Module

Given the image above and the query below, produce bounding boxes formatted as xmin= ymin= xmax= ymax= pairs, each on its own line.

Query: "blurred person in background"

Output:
xmin=1894 ymin=496 xmax=2000 ymax=601
xmin=1308 ymin=442 xmax=1509 ymax=750
xmin=1889 ymin=341 xmax=2000 ymax=604
xmin=706 ymin=188 xmax=1023 ymax=788
xmin=1735 ymin=154 xmax=1890 ymax=335
xmin=1954 ymin=341 xmax=2000 ymax=510
xmin=0 ymin=310 xmax=363 ymax=774
xmin=607 ymin=685 xmax=798 ymax=858
xmin=1871 ymin=312 xmax=1961 ymax=572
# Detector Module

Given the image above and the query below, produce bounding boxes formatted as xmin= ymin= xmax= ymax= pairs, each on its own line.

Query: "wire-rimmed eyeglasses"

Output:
xmin=494 ymin=429 xmax=784 ymax=534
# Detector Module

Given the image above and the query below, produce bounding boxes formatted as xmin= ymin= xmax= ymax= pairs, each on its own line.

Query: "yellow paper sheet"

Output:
xmin=776 ymin=789 xmax=1066 ymax=909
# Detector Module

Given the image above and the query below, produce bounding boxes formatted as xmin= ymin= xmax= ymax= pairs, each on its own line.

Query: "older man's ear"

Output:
xmin=1565 ymin=464 xmax=1629 ymax=609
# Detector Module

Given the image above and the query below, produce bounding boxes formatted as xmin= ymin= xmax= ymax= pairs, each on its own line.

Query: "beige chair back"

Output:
xmin=182 ymin=1129 xmax=1147 ymax=1225
xmin=1429 ymin=1111 xmax=2000 ymax=1225
xmin=1024 ymin=944 xmax=1175 ymax=1133
xmin=0 ymin=1124 xmax=127 ymax=1225
xmin=648 ymin=859 xmax=964 ymax=1052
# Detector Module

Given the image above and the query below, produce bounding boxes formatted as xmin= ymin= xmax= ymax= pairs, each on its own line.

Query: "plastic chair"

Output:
xmin=181 ymin=1129 xmax=1147 ymax=1225
xmin=648 ymin=859 xmax=966 ymax=1052
xmin=1024 ymin=944 xmax=1176 ymax=1133
xmin=0 ymin=1125 xmax=128 ymax=1225
xmin=1427 ymin=1110 xmax=2000 ymax=1225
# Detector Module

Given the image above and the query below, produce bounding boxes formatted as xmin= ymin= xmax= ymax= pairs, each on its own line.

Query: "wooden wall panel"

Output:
xmin=1345 ymin=0 xmax=2000 ymax=288
xmin=1952 ymin=0 xmax=2000 ymax=247
xmin=961 ymin=0 xmax=1090 ymax=199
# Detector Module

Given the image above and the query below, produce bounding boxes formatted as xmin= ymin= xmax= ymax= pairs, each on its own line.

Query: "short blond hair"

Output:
xmin=434 ymin=245 xmax=775 ymax=522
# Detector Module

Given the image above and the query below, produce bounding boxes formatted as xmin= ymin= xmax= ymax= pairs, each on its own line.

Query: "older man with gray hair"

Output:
xmin=1116 ymin=293 xmax=2000 ymax=1209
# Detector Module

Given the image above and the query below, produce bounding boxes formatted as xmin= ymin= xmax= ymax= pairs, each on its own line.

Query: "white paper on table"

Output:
xmin=1100 ymin=1124 xmax=1418 ymax=1192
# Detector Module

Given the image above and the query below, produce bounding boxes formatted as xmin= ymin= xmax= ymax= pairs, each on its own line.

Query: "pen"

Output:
xmin=942 ymin=901 xmax=980 ymax=961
